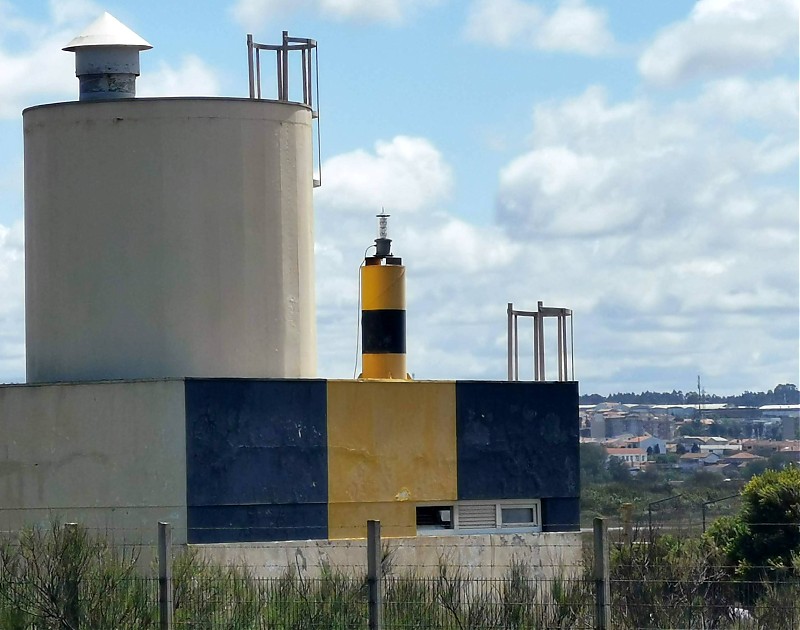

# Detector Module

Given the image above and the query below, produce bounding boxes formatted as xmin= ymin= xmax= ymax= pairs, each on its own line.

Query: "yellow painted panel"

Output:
xmin=361 ymin=354 xmax=407 ymax=380
xmin=361 ymin=265 xmax=405 ymax=310
xmin=328 ymin=502 xmax=416 ymax=539
xmin=327 ymin=381 xmax=457 ymax=508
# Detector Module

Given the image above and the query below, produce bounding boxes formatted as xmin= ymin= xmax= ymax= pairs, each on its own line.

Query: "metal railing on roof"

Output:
xmin=507 ymin=301 xmax=574 ymax=382
xmin=247 ymin=31 xmax=321 ymax=187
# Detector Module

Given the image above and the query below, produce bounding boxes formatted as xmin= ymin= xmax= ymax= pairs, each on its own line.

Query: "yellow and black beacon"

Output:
xmin=360 ymin=213 xmax=409 ymax=379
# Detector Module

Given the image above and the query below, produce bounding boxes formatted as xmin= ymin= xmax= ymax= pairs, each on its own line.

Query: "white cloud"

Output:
xmin=0 ymin=220 xmax=25 ymax=383
xmin=138 ymin=55 xmax=222 ymax=97
xmin=232 ymin=0 xmax=438 ymax=27
xmin=0 ymin=2 xmax=221 ymax=116
xmin=1 ymin=1 xmax=796 ymax=395
xmin=489 ymin=78 xmax=798 ymax=391
xmin=497 ymin=80 xmax=799 ymax=239
xmin=311 ymin=134 xmax=521 ymax=381
xmin=49 ymin=0 xmax=99 ymax=26
xmin=318 ymin=0 xmax=436 ymax=23
xmin=232 ymin=0 xmax=309 ymax=26
xmin=464 ymin=0 xmax=615 ymax=55
xmin=0 ymin=3 xmax=91 ymax=118
xmin=315 ymin=136 xmax=453 ymax=213
xmin=639 ymin=0 xmax=799 ymax=85
xmin=689 ymin=77 xmax=799 ymax=131
xmin=311 ymin=73 xmax=798 ymax=393
xmin=314 ymin=204 xmax=523 ymax=381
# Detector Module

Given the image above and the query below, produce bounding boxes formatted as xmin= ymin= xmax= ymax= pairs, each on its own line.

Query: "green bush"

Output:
xmin=0 ymin=521 xmax=156 ymax=629
xmin=1 ymin=516 xmax=798 ymax=629
xmin=706 ymin=465 xmax=800 ymax=578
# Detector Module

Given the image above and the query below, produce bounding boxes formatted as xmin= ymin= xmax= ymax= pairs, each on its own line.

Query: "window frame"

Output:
xmin=415 ymin=503 xmax=456 ymax=535
xmin=499 ymin=503 xmax=540 ymax=529
xmin=418 ymin=499 xmax=543 ymax=535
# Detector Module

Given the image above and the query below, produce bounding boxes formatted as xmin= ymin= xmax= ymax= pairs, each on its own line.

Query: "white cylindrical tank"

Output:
xmin=24 ymin=98 xmax=316 ymax=382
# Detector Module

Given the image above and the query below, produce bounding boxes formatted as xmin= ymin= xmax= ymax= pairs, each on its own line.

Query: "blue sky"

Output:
xmin=0 ymin=0 xmax=798 ymax=395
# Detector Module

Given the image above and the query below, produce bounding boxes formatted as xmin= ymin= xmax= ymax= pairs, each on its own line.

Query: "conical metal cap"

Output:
xmin=63 ymin=12 xmax=152 ymax=51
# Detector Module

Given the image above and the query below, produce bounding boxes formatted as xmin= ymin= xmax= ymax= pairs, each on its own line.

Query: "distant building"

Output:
xmin=590 ymin=413 xmax=606 ymax=440
xmin=641 ymin=414 xmax=675 ymax=440
xmin=607 ymin=447 xmax=648 ymax=471
xmin=781 ymin=416 xmax=800 ymax=441
xmin=679 ymin=452 xmax=720 ymax=470
xmin=699 ymin=442 xmax=741 ymax=456
xmin=722 ymin=452 xmax=766 ymax=468
xmin=676 ymin=435 xmax=706 ymax=449
xmin=760 ymin=404 xmax=800 ymax=418
xmin=621 ymin=434 xmax=666 ymax=456
xmin=607 ymin=415 xmax=644 ymax=439
xmin=779 ymin=442 xmax=800 ymax=462
xmin=741 ymin=439 xmax=795 ymax=454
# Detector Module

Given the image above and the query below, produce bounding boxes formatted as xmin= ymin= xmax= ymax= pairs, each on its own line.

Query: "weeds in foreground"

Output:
xmin=0 ymin=523 xmax=798 ymax=629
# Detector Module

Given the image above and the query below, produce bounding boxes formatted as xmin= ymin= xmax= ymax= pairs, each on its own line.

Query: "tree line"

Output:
xmin=580 ymin=383 xmax=799 ymax=406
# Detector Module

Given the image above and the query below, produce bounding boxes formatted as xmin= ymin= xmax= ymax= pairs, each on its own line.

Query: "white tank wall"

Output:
xmin=24 ymin=98 xmax=316 ymax=382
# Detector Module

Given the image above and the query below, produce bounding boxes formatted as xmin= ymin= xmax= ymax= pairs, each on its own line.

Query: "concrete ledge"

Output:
xmin=195 ymin=531 xmax=583 ymax=580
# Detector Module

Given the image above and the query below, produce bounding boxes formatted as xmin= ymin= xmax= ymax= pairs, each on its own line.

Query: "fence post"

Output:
xmin=621 ymin=503 xmax=633 ymax=547
xmin=64 ymin=522 xmax=80 ymax=630
xmin=158 ymin=522 xmax=173 ymax=630
xmin=593 ymin=516 xmax=611 ymax=630
xmin=367 ymin=519 xmax=382 ymax=630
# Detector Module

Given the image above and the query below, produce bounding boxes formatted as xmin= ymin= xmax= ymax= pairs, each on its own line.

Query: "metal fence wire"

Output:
xmin=609 ymin=575 xmax=800 ymax=630
xmin=0 ymin=519 xmax=798 ymax=629
xmin=2 ymin=573 xmax=797 ymax=629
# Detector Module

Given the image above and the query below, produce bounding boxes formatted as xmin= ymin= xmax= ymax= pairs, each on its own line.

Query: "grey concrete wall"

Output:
xmin=24 ymin=97 xmax=316 ymax=383
xmin=0 ymin=380 xmax=187 ymax=544
xmin=196 ymin=532 xmax=583 ymax=580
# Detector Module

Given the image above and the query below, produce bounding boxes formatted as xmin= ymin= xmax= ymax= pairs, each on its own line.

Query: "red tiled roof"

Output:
xmin=725 ymin=452 xmax=764 ymax=460
xmin=607 ymin=447 xmax=647 ymax=455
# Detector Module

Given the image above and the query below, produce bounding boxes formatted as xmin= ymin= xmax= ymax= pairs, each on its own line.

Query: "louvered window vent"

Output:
xmin=457 ymin=503 xmax=497 ymax=529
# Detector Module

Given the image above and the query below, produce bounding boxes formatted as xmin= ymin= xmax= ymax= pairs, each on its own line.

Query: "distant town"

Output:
xmin=579 ymin=383 xmax=800 ymax=476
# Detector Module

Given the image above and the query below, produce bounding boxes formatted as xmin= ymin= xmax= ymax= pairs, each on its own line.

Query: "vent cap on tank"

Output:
xmin=63 ymin=12 xmax=152 ymax=101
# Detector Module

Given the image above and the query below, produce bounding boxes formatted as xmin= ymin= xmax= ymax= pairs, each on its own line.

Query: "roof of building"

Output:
xmin=603 ymin=435 xmax=634 ymax=446
xmin=624 ymin=434 xmax=656 ymax=444
xmin=724 ymin=452 xmax=765 ymax=460
xmin=607 ymin=447 xmax=647 ymax=456
xmin=704 ymin=463 xmax=734 ymax=471
xmin=680 ymin=452 xmax=717 ymax=460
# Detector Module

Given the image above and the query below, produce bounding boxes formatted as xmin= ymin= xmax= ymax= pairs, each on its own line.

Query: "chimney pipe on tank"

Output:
xmin=63 ymin=12 xmax=152 ymax=101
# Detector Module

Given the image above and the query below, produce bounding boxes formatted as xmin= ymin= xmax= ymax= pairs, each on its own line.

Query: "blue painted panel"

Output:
xmin=187 ymin=504 xmax=327 ymax=543
xmin=541 ymin=497 xmax=580 ymax=532
xmin=456 ymin=381 xmax=579 ymax=501
xmin=185 ymin=379 xmax=328 ymax=541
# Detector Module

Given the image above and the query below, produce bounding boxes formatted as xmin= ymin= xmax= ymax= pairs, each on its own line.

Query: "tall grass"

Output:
xmin=0 ymin=522 xmax=797 ymax=629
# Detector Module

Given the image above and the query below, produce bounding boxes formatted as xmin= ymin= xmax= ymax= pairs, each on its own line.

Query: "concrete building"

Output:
xmin=589 ymin=409 xmax=645 ymax=439
xmin=760 ymin=404 xmax=800 ymax=419
xmin=606 ymin=447 xmax=647 ymax=471
xmin=721 ymin=452 xmax=765 ymax=468
xmin=621 ymin=434 xmax=666 ymax=456
xmin=679 ymin=452 xmax=720 ymax=470
xmin=641 ymin=414 xmax=676 ymax=440
xmin=0 ymin=18 xmax=581 ymax=555
xmin=1 ymin=378 xmax=578 ymax=544
xmin=781 ymin=416 xmax=800 ymax=440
